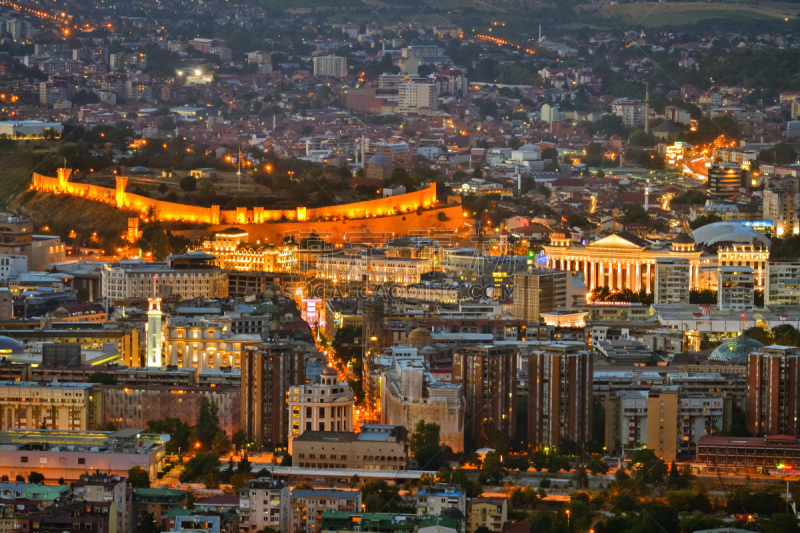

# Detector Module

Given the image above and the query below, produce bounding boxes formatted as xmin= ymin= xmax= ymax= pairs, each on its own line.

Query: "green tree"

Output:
xmin=180 ymin=453 xmax=221 ymax=483
xmin=640 ymin=504 xmax=679 ymax=533
xmin=689 ymin=289 xmax=717 ymax=304
xmin=232 ymin=429 xmax=247 ymax=450
xmin=27 ymin=472 xmax=44 ymax=484
xmin=138 ymin=513 xmax=160 ymax=533
xmin=479 ymin=451 xmax=505 ymax=485
xmin=193 ymin=398 xmax=221 ymax=449
xmin=628 ymin=448 xmax=666 ymax=484
xmin=203 ymin=471 xmax=220 ymax=489
xmin=230 ymin=472 xmax=254 ymax=492
xmin=147 ymin=418 xmax=191 ymax=455
xmin=410 ymin=420 xmax=446 ymax=471
xmin=212 ymin=431 xmax=231 ymax=455
xmin=179 ymin=175 xmax=197 ymax=191
xmin=574 ymin=465 xmax=589 ymax=488
xmin=126 ymin=466 xmax=150 ymax=488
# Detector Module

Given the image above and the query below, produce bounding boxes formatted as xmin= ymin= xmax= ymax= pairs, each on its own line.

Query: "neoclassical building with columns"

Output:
xmin=542 ymin=231 xmax=703 ymax=293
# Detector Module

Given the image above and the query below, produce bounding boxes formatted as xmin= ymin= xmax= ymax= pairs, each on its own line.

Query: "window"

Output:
xmin=20 ymin=457 xmax=27 ymax=463
xmin=319 ymin=407 xmax=325 ymax=417
xmin=78 ymin=458 xmax=85 ymax=465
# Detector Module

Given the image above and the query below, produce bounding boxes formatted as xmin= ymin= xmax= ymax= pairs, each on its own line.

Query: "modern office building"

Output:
xmin=718 ymin=266 xmax=755 ymax=311
xmin=452 ymin=346 xmax=517 ymax=445
xmin=707 ymin=162 xmax=743 ymax=199
xmin=697 ymin=434 xmax=800 ymax=474
xmin=512 ymin=269 xmax=569 ymax=321
xmin=747 ymin=346 xmax=800 ymax=437
xmin=528 ymin=344 xmax=593 ymax=447
xmin=241 ymin=343 xmax=306 ymax=450
xmin=287 ymin=367 xmax=355 ymax=454
xmin=654 ymin=257 xmax=691 ymax=304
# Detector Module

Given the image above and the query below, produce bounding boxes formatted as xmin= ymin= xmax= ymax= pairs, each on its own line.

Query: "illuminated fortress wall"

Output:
xmin=31 ymin=170 xmax=459 ymax=240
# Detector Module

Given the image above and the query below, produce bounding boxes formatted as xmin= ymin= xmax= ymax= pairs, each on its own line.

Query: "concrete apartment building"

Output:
xmin=0 ymin=381 xmax=103 ymax=431
xmin=238 ymin=477 xmax=289 ymax=533
xmin=415 ymin=484 xmax=465 ymax=518
xmin=654 ymin=257 xmax=690 ymax=304
xmin=73 ymin=472 xmax=128 ymax=533
xmin=289 ymin=488 xmax=361 ymax=533
xmin=292 ymin=425 xmax=408 ymax=470
xmin=611 ymin=98 xmax=644 ymax=128
xmin=528 ymin=344 xmax=593 ymax=447
xmin=131 ymin=488 xmax=187 ymax=529
xmin=466 ymin=498 xmax=507 ymax=533
xmin=241 ymin=343 xmax=306 ymax=450
xmin=398 ymin=83 xmax=437 ymax=114
xmin=646 ymin=385 xmax=680 ymax=464
xmin=766 ymin=260 xmax=800 ymax=305
xmin=287 ymin=367 xmax=355 ymax=454
xmin=718 ymin=266 xmax=755 ymax=311
xmin=312 ymin=56 xmax=347 ymax=78
xmin=748 ymin=346 xmax=800 ymax=437
xmin=453 ymin=345 xmax=517 ymax=445
xmin=512 ymin=269 xmax=569 ymax=321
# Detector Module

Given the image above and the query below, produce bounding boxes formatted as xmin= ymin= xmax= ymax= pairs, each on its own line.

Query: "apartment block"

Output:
xmin=312 ymin=56 xmax=347 ymax=78
xmin=718 ymin=265 xmax=754 ymax=311
xmin=646 ymin=385 xmax=680 ymax=464
xmin=766 ymin=260 xmax=800 ymax=305
xmin=453 ymin=346 xmax=517 ymax=445
xmin=528 ymin=344 xmax=593 ymax=447
xmin=238 ymin=477 xmax=289 ymax=533
xmin=654 ymin=257 xmax=690 ymax=304
xmin=0 ymin=381 xmax=102 ymax=431
xmin=289 ymin=489 xmax=361 ymax=533
xmin=748 ymin=346 xmax=800 ymax=437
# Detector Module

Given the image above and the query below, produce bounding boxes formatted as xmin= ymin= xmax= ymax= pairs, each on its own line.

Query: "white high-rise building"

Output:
xmin=312 ymin=56 xmax=348 ymax=78
xmin=398 ymin=83 xmax=437 ymax=113
xmin=718 ymin=266 xmax=754 ymax=311
xmin=611 ymin=98 xmax=645 ymax=128
xmin=654 ymin=257 xmax=690 ymax=304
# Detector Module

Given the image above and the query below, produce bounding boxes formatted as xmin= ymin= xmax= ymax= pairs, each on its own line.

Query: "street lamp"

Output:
xmin=566 ymin=510 xmax=570 ymax=530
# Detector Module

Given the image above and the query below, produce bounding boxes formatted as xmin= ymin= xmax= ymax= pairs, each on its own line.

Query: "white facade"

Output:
xmin=654 ymin=257 xmax=690 ymax=304
xmin=316 ymin=253 xmax=432 ymax=285
xmin=766 ymin=260 xmax=800 ymax=306
xmin=611 ymin=98 xmax=644 ymax=128
xmin=287 ymin=368 xmax=355 ymax=454
xmin=0 ymin=255 xmax=26 ymax=282
xmin=718 ymin=265 xmax=755 ymax=311
xmin=101 ymin=259 xmax=227 ymax=303
xmin=146 ymin=297 xmax=163 ymax=367
xmin=398 ymin=83 xmax=437 ymax=113
xmin=312 ymin=56 xmax=348 ymax=78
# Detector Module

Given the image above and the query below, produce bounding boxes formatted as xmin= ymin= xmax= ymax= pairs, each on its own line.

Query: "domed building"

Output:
xmin=365 ymin=154 xmax=394 ymax=181
xmin=0 ymin=336 xmax=23 ymax=357
xmin=709 ymin=336 xmax=764 ymax=364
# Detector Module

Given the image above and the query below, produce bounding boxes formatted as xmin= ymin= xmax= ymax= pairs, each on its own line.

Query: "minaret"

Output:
xmin=273 ymin=114 xmax=276 ymax=131
xmin=644 ymin=82 xmax=650 ymax=134
xmin=146 ymin=275 xmax=163 ymax=368
xmin=538 ymin=24 xmax=542 ymax=43
xmin=644 ymin=182 xmax=650 ymax=212
xmin=361 ymin=129 xmax=366 ymax=168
